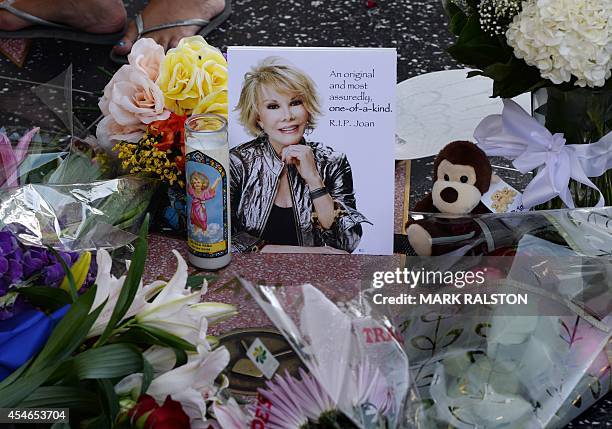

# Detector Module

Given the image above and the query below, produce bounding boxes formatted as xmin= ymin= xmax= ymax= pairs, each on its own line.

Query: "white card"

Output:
xmin=228 ymin=47 xmax=396 ymax=255
xmin=481 ymin=178 xmax=525 ymax=213
xmin=246 ymin=338 xmax=280 ymax=380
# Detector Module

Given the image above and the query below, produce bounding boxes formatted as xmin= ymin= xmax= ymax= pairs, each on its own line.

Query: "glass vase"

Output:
xmin=531 ymin=87 xmax=612 ymax=209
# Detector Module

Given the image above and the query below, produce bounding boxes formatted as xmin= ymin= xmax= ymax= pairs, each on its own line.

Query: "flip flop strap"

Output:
xmin=0 ymin=0 xmax=71 ymax=29
xmin=135 ymin=12 xmax=209 ymax=37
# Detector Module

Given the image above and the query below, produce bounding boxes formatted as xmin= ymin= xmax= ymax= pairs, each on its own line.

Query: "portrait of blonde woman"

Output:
xmin=230 ymin=57 xmax=369 ymax=254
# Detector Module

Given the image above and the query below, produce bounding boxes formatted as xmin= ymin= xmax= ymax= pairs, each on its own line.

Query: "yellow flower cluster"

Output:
xmin=157 ymin=36 xmax=228 ymax=116
xmin=114 ymin=134 xmax=185 ymax=187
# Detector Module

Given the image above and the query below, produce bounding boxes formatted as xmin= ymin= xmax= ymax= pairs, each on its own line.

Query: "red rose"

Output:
xmin=129 ymin=395 xmax=191 ymax=429
xmin=129 ymin=395 xmax=158 ymax=423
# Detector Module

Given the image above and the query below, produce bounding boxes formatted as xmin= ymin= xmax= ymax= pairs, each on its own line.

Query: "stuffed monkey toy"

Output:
xmin=407 ymin=141 xmax=496 ymax=256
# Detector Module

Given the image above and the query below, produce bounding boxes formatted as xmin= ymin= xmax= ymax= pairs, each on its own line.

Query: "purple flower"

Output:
xmin=0 ymin=295 xmax=31 ymax=321
xmin=4 ymin=258 xmax=23 ymax=284
xmin=0 ymin=256 xmax=8 ymax=276
xmin=41 ymin=263 xmax=65 ymax=287
xmin=0 ymin=231 xmax=17 ymax=256
xmin=57 ymin=252 xmax=76 ymax=265
xmin=22 ymin=249 xmax=46 ymax=278
xmin=8 ymin=247 xmax=22 ymax=262
xmin=0 ymin=228 xmax=98 ymax=319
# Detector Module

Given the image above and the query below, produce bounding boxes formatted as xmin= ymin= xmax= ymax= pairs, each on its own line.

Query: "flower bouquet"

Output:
xmin=0 ymin=67 xmax=156 ymax=239
xmin=442 ymin=0 xmax=611 ymax=208
xmin=216 ymin=280 xmax=422 ymax=429
xmin=0 ymin=216 xmax=238 ymax=428
xmin=97 ymin=36 xmax=228 ymax=233
xmin=231 ymin=206 xmax=612 ymax=428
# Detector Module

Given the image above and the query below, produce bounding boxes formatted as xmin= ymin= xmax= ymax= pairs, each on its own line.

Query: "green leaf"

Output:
xmin=44 ymin=360 xmax=75 ymax=386
xmin=449 ymin=9 xmax=468 ymax=35
xmin=186 ymin=274 xmax=217 ymax=290
xmin=74 ymin=344 xmax=143 ymax=379
xmin=457 ymin=14 xmax=486 ymax=44
xmin=82 ymin=414 xmax=111 ymax=429
xmin=28 ymin=285 xmax=101 ymax=374
xmin=97 ymin=379 xmax=120 ymax=422
xmin=466 ymin=70 xmax=485 ymax=79
xmin=446 ymin=14 xmax=511 ymax=70
xmin=443 ymin=0 xmax=464 ymax=18
xmin=447 ymin=44 xmax=508 ymax=71
xmin=110 ymin=327 xmax=167 ymax=348
xmin=0 ymin=358 xmax=31 ymax=390
xmin=173 ymin=348 xmax=188 ymax=368
xmin=492 ymin=72 xmax=547 ymax=98
xmin=20 ymin=386 xmax=99 ymax=410
xmin=483 ymin=62 xmax=515 ymax=82
xmin=46 ymin=151 xmax=103 ymax=184
xmin=17 ymin=286 xmax=71 ymax=312
xmin=140 ymin=358 xmax=154 ymax=397
xmin=465 ymin=0 xmax=480 ymax=11
xmin=0 ymin=363 xmax=60 ymax=407
xmin=45 ymin=246 xmax=78 ymax=302
xmin=97 ymin=215 xmax=150 ymax=347
xmin=138 ymin=325 xmax=196 ymax=352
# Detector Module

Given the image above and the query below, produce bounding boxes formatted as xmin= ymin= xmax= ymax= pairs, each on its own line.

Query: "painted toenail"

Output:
xmin=116 ymin=41 xmax=126 ymax=47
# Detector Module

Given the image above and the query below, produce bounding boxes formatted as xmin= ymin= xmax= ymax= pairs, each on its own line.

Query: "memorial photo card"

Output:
xmin=228 ymin=46 xmax=396 ymax=255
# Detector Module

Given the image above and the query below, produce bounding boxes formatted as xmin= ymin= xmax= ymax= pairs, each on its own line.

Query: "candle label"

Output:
xmin=186 ymin=150 xmax=229 ymax=257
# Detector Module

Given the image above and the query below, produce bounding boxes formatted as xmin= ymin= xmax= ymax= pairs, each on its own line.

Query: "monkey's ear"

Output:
xmin=491 ymin=174 xmax=501 ymax=185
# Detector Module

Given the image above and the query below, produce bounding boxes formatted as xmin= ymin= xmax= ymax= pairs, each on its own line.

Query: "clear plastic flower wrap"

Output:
xmin=395 ymin=207 xmax=611 ymax=428
xmin=0 ymin=67 xmax=116 ymax=190
xmin=231 ymin=207 xmax=610 ymax=428
xmin=0 ymin=177 xmax=155 ymax=251
xmin=0 ymin=176 xmax=155 ymax=321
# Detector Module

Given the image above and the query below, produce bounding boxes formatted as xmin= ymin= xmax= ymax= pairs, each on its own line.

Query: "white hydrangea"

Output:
xmin=506 ymin=0 xmax=612 ymax=87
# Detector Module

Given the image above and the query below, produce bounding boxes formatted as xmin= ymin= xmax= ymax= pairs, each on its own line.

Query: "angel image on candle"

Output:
xmin=188 ymin=171 xmax=221 ymax=235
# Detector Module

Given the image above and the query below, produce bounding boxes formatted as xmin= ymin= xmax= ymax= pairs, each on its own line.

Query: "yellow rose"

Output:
xmin=157 ymin=36 xmax=228 ymax=116
xmin=193 ymin=90 xmax=228 ymax=115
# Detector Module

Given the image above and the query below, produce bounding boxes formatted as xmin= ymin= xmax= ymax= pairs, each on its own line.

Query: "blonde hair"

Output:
xmin=236 ymin=57 xmax=322 ymax=136
xmin=190 ymin=171 xmax=210 ymax=188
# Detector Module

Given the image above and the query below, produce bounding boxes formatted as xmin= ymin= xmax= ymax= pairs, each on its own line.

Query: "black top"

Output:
xmin=261 ymin=205 xmax=299 ymax=246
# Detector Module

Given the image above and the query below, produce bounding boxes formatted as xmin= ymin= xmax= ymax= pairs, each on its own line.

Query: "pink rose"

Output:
xmin=95 ymin=115 xmax=144 ymax=152
xmin=99 ymin=65 xmax=170 ymax=127
xmin=128 ymin=38 xmax=165 ymax=82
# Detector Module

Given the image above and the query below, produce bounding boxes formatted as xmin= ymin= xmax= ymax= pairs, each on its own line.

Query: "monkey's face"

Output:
xmin=432 ymin=159 xmax=482 ymax=214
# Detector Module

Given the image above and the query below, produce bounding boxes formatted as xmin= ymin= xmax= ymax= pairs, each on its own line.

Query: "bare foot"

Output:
xmin=0 ymin=0 xmax=126 ymax=33
xmin=113 ymin=0 xmax=225 ymax=56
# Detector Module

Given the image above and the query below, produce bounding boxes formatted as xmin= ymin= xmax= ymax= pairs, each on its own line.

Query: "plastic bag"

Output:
xmin=238 ymin=207 xmax=611 ymax=428
xmin=0 ymin=176 xmax=154 ymax=251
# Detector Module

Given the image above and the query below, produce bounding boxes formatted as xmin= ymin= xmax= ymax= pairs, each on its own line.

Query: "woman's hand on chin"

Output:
xmin=281 ymin=145 xmax=323 ymax=187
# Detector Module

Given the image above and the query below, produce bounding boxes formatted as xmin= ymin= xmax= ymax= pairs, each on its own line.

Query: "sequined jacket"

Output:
xmin=230 ymin=136 xmax=369 ymax=253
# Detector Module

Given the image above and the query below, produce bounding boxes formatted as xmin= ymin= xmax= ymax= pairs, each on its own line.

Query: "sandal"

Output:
xmin=0 ymin=0 xmax=124 ymax=44
xmin=109 ymin=0 xmax=232 ymax=65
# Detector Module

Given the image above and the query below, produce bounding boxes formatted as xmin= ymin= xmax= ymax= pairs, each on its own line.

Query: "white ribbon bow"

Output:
xmin=474 ymin=99 xmax=612 ymax=209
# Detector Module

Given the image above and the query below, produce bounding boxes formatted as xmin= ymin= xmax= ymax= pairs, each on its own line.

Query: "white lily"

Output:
xmin=134 ymin=250 xmax=236 ymax=345
xmin=88 ymin=249 xmax=164 ymax=337
xmin=191 ymin=302 xmax=238 ymax=326
xmin=134 ymin=249 xmax=203 ymax=347
xmin=143 ymin=345 xmax=178 ymax=375
xmin=147 ymin=345 xmax=231 ymax=427
xmin=213 ymin=398 xmax=250 ymax=429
